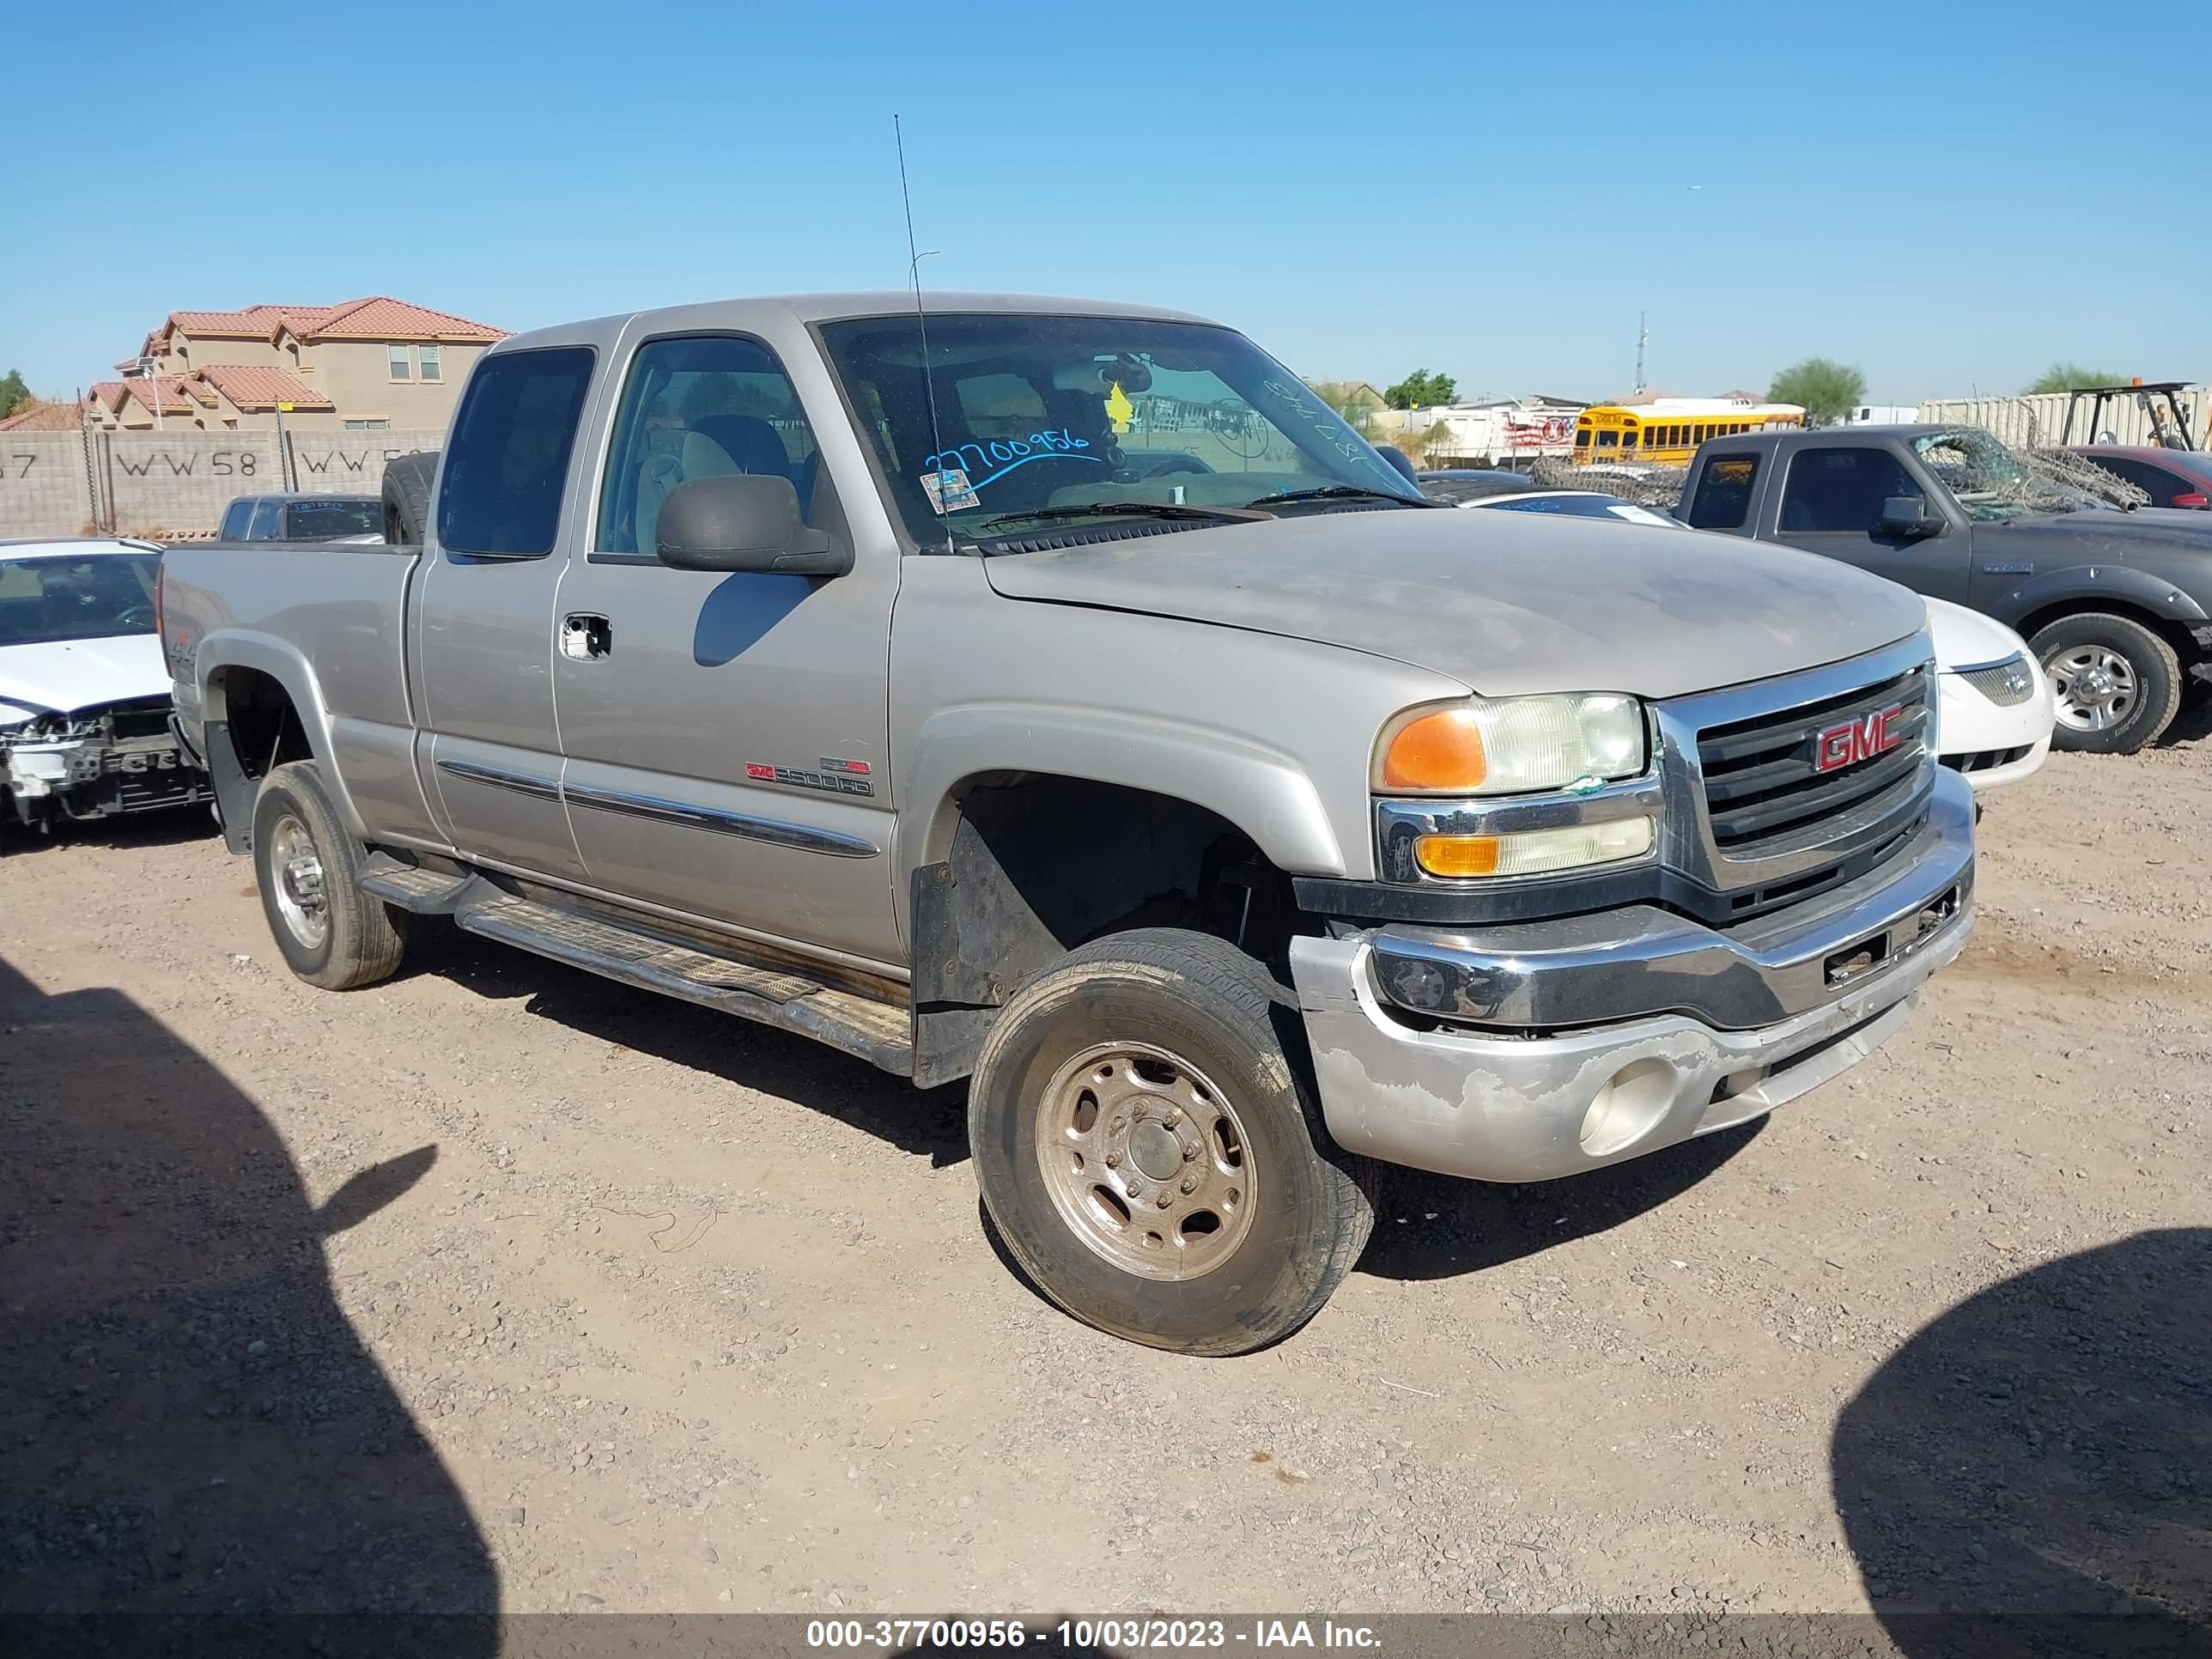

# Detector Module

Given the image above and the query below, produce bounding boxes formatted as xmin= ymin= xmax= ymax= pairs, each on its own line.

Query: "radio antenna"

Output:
xmin=895 ymin=114 xmax=953 ymax=551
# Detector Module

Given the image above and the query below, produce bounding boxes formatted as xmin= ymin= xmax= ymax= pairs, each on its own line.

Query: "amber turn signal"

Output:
xmin=1412 ymin=834 xmax=1501 ymax=878
xmin=1380 ymin=708 xmax=1488 ymax=793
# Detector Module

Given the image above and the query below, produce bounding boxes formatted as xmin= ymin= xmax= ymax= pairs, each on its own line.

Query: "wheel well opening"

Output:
xmin=216 ymin=667 xmax=313 ymax=782
xmin=2016 ymin=599 xmax=2200 ymax=667
xmin=908 ymin=775 xmax=1315 ymax=1086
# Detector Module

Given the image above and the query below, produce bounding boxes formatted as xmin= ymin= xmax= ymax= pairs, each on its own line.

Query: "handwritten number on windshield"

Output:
xmin=926 ymin=429 xmax=1103 ymax=493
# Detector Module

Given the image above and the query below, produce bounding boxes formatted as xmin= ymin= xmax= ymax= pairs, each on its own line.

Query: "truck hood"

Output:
xmin=982 ymin=511 xmax=1927 ymax=699
xmin=0 ymin=635 xmax=169 ymax=724
xmin=1990 ymin=507 xmax=2212 ymax=559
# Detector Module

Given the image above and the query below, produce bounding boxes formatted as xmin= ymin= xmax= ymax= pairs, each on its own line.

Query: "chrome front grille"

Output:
xmin=1697 ymin=665 xmax=1932 ymax=857
xmin=1653 ymin=637 xmax=1940 ymax=921
xmin=1956 ymin=655 xmax=2036 ymax=708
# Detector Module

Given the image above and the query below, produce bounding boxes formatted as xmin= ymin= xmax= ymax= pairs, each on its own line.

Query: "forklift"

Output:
xmin=2058 ymin=380 xmax=2208 ymax=450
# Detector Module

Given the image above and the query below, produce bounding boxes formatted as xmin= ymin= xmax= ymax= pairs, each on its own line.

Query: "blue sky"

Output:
xmin=5 ymin=0 xmax=2207 ymax=405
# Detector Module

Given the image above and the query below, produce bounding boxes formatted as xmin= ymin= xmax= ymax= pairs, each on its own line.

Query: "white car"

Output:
xmin=0 ymin=538 xmax=212 ymax=832
xmin=1923 ymin=598 xmax=2053 ymax=792
xmin=1455 ymin=489 xmax=2056 ymax=793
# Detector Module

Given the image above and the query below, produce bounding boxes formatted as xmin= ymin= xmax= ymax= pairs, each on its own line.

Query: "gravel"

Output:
xmin=0 ymin=732 xmax=2206 ymax=1620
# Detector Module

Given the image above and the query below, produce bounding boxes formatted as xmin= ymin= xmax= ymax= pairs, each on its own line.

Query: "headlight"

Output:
xmin=1375 ymin=693 xmax=1646 ymax=796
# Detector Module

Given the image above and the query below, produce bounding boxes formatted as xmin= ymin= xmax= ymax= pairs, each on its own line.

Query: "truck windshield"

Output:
xmin=286 ymin=500 xmax=381 ymax=540
xmin=814 ymin=313 xmax=1427 ymax=548
xmin=0 ymin=555 xmax=160 ymax=647
xmin=1914 ymin=428 xmax=2094 ymax=520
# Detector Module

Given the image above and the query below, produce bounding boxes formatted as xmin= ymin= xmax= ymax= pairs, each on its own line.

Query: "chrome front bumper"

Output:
xmin=1288 ymin=768 xmax=1976 ymax=1182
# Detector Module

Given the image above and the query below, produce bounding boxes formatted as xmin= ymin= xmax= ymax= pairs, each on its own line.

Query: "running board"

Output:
xmin=358 ymin=856 xmax=912 ymax=1075
xmin=361 ymin=854 xmax=475 ymax=914
xmin=454 ymin=891 xmax=913 ymax=1075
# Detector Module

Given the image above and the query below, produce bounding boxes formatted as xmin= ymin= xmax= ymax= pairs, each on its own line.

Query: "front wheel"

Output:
xmin=252 ymin=761 xmax=408 ymax=989
xmin=968 ymin=927 xmax=1375 ymax=1356
xmin=2031 ymin=612 xmax=2181 ymax=755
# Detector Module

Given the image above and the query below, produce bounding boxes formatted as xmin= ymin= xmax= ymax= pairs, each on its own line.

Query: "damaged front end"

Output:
xmin=0 ymin=695 xmax=212 ymax=832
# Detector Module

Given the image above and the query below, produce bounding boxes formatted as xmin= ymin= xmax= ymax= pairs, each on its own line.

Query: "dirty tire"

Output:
xmin=381 ymin=450 xmax=438 ymax=546
xmin=2031 ymin=611 xmax=2180 ymax=755
xmin=969 ymin=927 xmax=1375 ymax=1356
xmin=252 ymin=761 xmax=407 ymax=990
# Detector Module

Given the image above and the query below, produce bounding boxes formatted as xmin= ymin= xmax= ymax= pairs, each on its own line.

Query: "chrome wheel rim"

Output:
xmin=1034 ymin=1042 xmax=1256 ymax=1281
xmin=2047 ymin=647 xmax=2136 ymax=732
xmin=267 ymin=813 xmax=330 ymax=950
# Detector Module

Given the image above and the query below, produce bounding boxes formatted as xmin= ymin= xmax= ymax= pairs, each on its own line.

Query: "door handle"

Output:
xmin=561 ymin=613 xmax=612 ymax=661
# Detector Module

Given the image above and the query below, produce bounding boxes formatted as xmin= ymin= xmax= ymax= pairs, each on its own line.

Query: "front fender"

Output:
xmin=1986 ymin=564 xmax=2210 ymax=634
xmin=904 ymin=701 xmax=1345 ymax=889
xmin=197 ymin=629 xmax=370 ymax=840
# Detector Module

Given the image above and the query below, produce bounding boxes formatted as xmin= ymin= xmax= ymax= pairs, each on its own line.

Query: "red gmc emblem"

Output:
xmin=1814 ymin=704 xmax=1905 ymax=772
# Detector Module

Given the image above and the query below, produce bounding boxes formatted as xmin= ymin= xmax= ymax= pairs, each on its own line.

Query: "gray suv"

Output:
xmin=161 ymin=294 xmax=1975 ymax=1353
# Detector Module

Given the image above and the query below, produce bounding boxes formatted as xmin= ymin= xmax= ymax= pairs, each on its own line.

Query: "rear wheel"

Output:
xmin=252 ymin=761 xmax=407 ymax=989
xmin=968 ymin=927 xmax=1374 ymax=1356
xmin=2032 ymin=612 xmax=2180 ymax=755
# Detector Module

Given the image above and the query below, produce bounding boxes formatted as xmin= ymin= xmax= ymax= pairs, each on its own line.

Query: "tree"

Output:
xmin=2024 ymin=363 xmax=2124 ymax=394
xmin=1767 ymin=358 xmax=1867 ymax=426
xmin=1310 ymin=380 xmax=1383 ymax=440
xmin=1384 ymin=369 xmax=1457 ymax=410
xmin=1392 ymin=419 xmax=1454 ymax=468
xmin=0 ymin=369 xmax=31 ymax=421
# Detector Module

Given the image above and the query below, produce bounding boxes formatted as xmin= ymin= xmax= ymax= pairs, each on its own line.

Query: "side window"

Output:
xmin=219 ymin=501 xmax=252 ymax=539
xmin=436 ymin=345 xmax=595 ymax=559
xmin=1685 ymin=453 xmax=1760 ymax=530
xmin=595 ymin=334 xmax=823 ymax=561
xmin=1779 ymin=447 xmax=1920 ymax=533
xmin=246 ymin=499 xmax=284 ymax=538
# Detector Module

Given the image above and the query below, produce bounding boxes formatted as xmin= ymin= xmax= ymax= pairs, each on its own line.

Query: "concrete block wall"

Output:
xmin=0 ymin=428 xmax=445 ymax=540
xmin=0 ymin=434 xmax=94 ymax=539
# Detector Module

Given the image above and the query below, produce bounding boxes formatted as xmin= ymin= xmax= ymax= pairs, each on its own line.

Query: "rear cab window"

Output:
xmin=436 ymin=346 xmax=597 ymax=558
xmin=219 ymin=501 xmax=253 ymax=540
xmin=1686 ymin=453 xmax=1760 ymax=529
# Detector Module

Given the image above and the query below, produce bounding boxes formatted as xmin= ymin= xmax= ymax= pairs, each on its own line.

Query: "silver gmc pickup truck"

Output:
xmin=161 ymin=294 xmax=1975 ymax=1354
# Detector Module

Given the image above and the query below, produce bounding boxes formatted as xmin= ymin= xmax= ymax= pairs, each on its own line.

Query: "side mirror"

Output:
xmin=1375 ymin=444 xmax=1419 ymax=484
xmin=1879 ymin=495 xmax=1944 ymax=539
xmin=655 ymin=474 xmax=850 ymax=576
xmin=2171 ymin=492 xmax=2209 ymax=509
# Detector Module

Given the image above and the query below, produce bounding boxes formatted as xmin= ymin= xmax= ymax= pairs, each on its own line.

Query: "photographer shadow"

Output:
xmin=0 ymin=955 xmax=495 ymax=1650
xmin=1831 ymin=1228 xmax=2209 ymax=1655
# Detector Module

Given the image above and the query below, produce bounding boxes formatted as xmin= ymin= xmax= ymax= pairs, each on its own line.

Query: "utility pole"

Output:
xmin=1634 ymin=313 xmax=1648 ymax=395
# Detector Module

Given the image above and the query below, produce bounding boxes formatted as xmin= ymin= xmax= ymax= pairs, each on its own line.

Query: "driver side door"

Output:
xmin=1769 ymin=444 xmax=1972 ymax=602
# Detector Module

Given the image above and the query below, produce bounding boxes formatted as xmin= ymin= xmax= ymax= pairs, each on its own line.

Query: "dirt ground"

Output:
xmin=1 ymin=736 xmax=2204 ymax=1629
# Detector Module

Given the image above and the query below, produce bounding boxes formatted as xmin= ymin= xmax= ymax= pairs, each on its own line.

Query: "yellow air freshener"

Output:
xmin=1104 ymin=381 xmax=1134 ymax=436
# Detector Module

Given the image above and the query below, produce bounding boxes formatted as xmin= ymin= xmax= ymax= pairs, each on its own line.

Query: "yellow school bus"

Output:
xmin=1572 ymin=400 xmax=1804 ymax=466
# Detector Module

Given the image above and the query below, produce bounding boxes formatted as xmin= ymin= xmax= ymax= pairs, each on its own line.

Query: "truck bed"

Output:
xmin=161 ymin=538 xmax=422 ymax=774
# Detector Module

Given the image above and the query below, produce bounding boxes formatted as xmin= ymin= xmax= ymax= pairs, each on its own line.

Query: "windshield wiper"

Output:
xmin=1243 ymin=485 xmax=1439 ymax=510
xmin=974 ymin=501 xmax=1267 ymax=532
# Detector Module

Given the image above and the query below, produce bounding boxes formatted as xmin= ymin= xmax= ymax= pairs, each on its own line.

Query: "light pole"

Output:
xmin=137 ymin=356 xmax=164 ymax=432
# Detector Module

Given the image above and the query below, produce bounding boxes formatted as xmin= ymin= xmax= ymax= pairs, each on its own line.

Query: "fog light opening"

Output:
xmin=1578 ymin=1058 xmax=1676 ymax=1157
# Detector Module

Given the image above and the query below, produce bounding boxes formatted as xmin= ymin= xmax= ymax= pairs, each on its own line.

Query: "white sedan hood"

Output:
xmin=1924 ymin=598 xmax=2030 ymax=670
xmin=0 ymin=634 xmax=169 ymax=722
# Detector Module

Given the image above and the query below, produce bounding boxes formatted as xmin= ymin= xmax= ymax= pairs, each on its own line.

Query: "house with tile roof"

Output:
xmin=87 ymin=296 xmax=505 ymax=432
